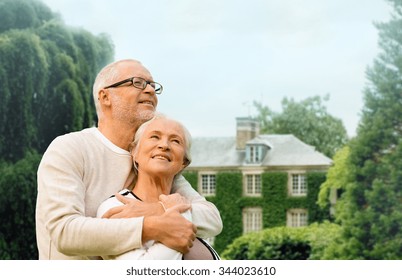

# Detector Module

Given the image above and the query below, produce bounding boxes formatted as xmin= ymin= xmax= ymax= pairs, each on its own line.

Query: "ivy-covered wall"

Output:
xmin=263 ymin=172 xmax=288 ymax=227
xmin=182 ymin=170 xmax=328 ymax=254
xmin=181 ymin=171 xmax=198 ymax=192
xmin=307 ymin=172 xmax=330 ymax=223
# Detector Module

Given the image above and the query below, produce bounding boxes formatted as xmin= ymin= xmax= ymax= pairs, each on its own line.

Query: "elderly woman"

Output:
xmin=97 ymin=114 xmax=219 ymax=260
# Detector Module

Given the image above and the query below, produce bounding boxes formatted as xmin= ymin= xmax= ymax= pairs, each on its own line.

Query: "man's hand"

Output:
xmin=159 ymin=193 xmax=190 ymax=210
xmin=102 ymin=193 xmax=164 ymax=218
xmin=143 ymin=204 xmax=196 ymax=254
xmin=102 ymin=192 xmax=196 ymax=253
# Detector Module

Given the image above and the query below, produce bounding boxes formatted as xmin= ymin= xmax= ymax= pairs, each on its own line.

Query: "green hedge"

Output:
xmin=221 ymin=221 xmax=341 ymax=260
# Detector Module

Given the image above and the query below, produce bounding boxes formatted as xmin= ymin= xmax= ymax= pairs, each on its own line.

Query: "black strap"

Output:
xmin=196 ymin=237 xmax=220 ymax=260
xmin=109 ymin=190 xmax=142 ymax=201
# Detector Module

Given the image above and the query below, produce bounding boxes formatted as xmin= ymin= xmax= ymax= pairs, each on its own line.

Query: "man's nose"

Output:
xmin=143 ymin=83 xmax=156 ymax=95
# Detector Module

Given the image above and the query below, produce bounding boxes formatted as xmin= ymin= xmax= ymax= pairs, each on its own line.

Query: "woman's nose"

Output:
xmin=158 ymin=139 xmax=170 ymax=150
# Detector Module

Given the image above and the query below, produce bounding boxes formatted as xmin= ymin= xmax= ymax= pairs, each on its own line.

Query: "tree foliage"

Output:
xmin=254 ymin=94 xmax=348 ymax=158
xmin=0 ymin=29 xmax=47 ymax=161
xmin=0 ymin=0 xmax=55 ymax=33
xmin=318 ymin=146 xmax=354 ymax=210
xmin=328 ymin=0 xmax=402 ymax=259
xmin=0 ymin=0 xmax=114 ymax=162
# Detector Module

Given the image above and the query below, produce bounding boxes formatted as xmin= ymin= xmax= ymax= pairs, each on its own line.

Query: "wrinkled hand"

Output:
xmin=102 ymin=193 xmax=164 ymax=218
xmin=144 ymin=204 xmax=196 ymax=254
xmin=159 ymin=193 xmax=190 ymax=210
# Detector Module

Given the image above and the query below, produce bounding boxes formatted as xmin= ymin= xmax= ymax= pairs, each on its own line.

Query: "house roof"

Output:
xmin=188 ymin=134 xmax=332 ymax=168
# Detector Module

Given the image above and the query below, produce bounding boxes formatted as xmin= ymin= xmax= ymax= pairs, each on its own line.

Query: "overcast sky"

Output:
xmin=41 ymin=0 xmax=391 ymax=138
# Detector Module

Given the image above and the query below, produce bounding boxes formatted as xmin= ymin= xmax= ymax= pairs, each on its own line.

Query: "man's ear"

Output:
xmin=98 ymin=89 xmax=111 ymax=106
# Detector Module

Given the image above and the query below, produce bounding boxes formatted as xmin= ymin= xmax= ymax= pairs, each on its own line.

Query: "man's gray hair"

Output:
xmin=92 ymin=59 xmax=141 ymax=117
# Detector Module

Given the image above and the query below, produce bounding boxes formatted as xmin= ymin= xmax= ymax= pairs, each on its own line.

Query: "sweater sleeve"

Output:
xmin=172 ymin=175 xmax=223 ymax=238
xmin=98 ymin=196 xmax=192 ymax=260
xmin=36 ymin=136 xmax=142 ymax=257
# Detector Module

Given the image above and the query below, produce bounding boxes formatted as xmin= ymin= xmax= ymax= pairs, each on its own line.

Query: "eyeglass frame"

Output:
xmin=103 ymin=77 xmax=163 ymax=94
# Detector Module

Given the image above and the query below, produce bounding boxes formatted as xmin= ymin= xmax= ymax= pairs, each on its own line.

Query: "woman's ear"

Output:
xmin=182 ymin=158 xmax=190 ymax=169
xmin=133 ymin=160 xmax=139 ymax=174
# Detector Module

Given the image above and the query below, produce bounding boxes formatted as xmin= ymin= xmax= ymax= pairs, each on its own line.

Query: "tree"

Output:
xmin=0 ymin=30 xmax=48 ymax=161
xmin=33 ymin=20 xmax=113 ymax=152
xmin=0 ymin=0 xmax=54 ymax=33
xmin=0 ymin=0 xmax=114 ymax=160
xmin=254 ymin=94 xmax=348 ymax=158
xmin=318 ymin=146 xmax=354 ymax=211
xmin=329 ymin=0 xmax=402 ymax=259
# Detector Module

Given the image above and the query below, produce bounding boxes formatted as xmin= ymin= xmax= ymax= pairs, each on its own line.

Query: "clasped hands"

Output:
xmin=101 ymin=193 xmax=197 ymax=254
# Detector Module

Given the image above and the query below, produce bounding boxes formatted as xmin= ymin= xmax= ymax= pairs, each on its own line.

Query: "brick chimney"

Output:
xmin=236 ymin=117 xmax=260 ymax=150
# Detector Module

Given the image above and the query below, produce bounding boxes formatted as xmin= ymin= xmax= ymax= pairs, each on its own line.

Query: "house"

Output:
xmin=184 ymin=117 xmax=332 ymax=237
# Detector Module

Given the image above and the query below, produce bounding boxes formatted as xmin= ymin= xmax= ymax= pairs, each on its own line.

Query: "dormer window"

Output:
xmin=246 ymin=144 xmax=267 ymax=164
xmin=250 ymin=145 xmax=260 ymax=163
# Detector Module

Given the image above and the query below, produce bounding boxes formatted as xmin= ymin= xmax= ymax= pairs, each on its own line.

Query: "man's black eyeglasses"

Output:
xmin=104 ymin=77 xmax=163 ymax=94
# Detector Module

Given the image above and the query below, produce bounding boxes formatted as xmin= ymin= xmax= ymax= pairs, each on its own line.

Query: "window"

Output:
xmin=290 ymin=173 xmax=307 ymax=196
xmin=243 ymin=207 xmax=263 ymax=234
xmin=287 ymin=209 xmax=308 ymax=227
xmin=249 ymin=145 xmax=260 ymax=163
xmin=200 ymin=174 xmax=216 ymax=196
xmin=245 ymin=144 xmax=268 ymax=164
xmin=244 ymin=174 xmax=262 ymax=196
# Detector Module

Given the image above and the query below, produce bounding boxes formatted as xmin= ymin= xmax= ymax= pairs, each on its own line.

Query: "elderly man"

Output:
xmin=36 ymin=59 xmax=222 ymax=259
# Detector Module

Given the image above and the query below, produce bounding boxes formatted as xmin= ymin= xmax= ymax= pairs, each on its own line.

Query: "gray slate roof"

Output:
xmin=188 ymin=134 xmax=332 ymax=168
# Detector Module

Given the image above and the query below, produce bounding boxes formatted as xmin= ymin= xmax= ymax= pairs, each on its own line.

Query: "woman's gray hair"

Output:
xmin=130 ymin=113 xmax=192 ymax=175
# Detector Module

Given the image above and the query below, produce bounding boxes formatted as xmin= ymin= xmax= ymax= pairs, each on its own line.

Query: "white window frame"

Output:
xmin=198 ymin=172 xmax=217 ymax=196
xmin=242 ymin=207 xmax=263 ymax=234
xmin=249 ymin=145 xmax=260 ymax=163
xmin=288 ymin=172 xmax=307 ymax=197
xmin=287 ymin=208 xmax=308 ymax=227
xmin=243 ymin=172 xmax=262 ymax=197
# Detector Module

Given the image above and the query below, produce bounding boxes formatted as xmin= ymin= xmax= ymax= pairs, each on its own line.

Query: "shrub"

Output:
xmin=221 ymin=221 xmax=341 ymax=260
xmin=0 ymin=151 xmax=42 ymax=259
